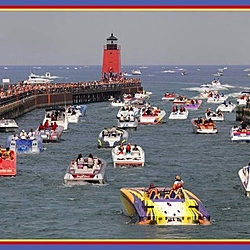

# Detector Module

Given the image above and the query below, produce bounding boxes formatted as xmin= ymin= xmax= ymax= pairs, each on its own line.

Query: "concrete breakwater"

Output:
xmin=0 ymin=79 xmax=142 ymax=119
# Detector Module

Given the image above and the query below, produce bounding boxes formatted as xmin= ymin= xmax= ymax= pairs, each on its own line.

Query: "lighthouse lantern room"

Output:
xmin=102 ymin=33 xmax=121 ymax=81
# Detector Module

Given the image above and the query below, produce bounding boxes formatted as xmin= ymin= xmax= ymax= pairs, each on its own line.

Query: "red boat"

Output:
xmin=0 ymin=149 xmax=17 ymax=176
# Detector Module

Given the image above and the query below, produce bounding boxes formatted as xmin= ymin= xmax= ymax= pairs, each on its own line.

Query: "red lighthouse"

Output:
xmin=102 ymin=33 xmax=121 ymax=81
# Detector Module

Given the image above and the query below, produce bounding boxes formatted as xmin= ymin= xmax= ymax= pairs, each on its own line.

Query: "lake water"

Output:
xmin=0 ymin=65 xmax=250 ymax=239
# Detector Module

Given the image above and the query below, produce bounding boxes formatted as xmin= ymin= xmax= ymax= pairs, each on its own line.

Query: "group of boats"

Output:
xmin=0 ymin=104 xmax=87 ymax=177
xmin=5 ymin=74 xmax=250 ymax=226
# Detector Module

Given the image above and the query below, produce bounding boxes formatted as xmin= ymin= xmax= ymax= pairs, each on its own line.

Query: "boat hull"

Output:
xmin=63 ymin=158 xmax=106 ymax=184
xmin=97 ymin=129 xmax=128 ymax=148
xmin=231 ymin=129 xmax=250 ymax=142
xmin=0 ymin=149 xmax=16 ymax=176
xmin=169 ymin=110 xmax=189 ymax=120
xmin=7 ymin=136 xmax=43 ymax=153
xmin=120 ymin=187 xmax=211 ymax=225
xmin=191 ymin=119 xmax=218 ymax=134
xmin=238 ymin=168 xmax=250 ymax=196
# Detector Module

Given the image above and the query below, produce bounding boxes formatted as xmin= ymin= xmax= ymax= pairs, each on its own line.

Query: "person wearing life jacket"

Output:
xmin=3 ymin=147 xmax=11 ymax=160
xmin=172 ymin=175 xmax=184 ymax=190
xmin=20 ymin=130 xmax=27 ymax=139
xmin=125 ymin=143 xmax=131 ymax=154
xmin=146 ymin=183 xmax=159 ymax=199
xmin=28 ymin=128 xmax=35 ymax=139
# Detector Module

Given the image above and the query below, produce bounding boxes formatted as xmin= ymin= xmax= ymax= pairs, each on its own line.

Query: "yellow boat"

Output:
xmin=120 ymin=186 xmax=210 ymax=225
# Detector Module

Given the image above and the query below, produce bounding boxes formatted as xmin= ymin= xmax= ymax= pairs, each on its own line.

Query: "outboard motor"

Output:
xmin=32 ymin=139 xmax=39 ymax=153
xmin=10 ymin=139 xmax=16 ymax=151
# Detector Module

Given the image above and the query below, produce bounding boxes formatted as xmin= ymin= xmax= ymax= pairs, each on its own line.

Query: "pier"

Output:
xmin=0 ymin=79 xmax=142 ymax=119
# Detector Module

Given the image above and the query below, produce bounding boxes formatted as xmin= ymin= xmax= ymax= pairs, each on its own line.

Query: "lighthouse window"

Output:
xmin=110 ymin=52 xmax=112 ymax=55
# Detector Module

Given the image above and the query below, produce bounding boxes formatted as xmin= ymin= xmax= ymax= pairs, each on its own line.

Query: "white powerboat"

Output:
xmin=63 ymin=155 xmax=106 ymax=184
xmin=111 ymin=144 xmax=145 ymax=167
xmin=238 ymin=164 xmax=250 ymax=196
xmin=191 ymin=118 xmax=218 ymax=134
xmin=216 ymin=102 xmax=236 ymax=113
xmin=138 ymin=106 xmax=166 ymax=125
xmin=23 ymin=72 xmax=53 ymax=84
xmin=205 ymin=110 xmax=224 ymax=121
xmin=43 ymin=107 xmax=69 ymax=130
xmin=169 ymin=110 xmax=189 ymax=120
xmin=131 ymin=69 xmax=142 ymax=75
xmin=0 ymin=118 xmax=18 ymax=132
xmin=35 ymin=124 xmax=64 ymax=143
xmin=230 ymin=126 xmax=250 ymax=142
xmin=97 ymin=127 xmax=128 ymax=148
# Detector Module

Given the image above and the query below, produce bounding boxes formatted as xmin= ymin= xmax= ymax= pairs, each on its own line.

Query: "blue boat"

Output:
xmin=73 ymin=104 xmax=87 ymax=117
xmin=7 ymin=133 xmax=43 ymax=153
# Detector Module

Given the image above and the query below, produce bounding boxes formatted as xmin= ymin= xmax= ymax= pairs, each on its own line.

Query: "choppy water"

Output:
xmin=0 ymin=65 xmax=250 ymax=239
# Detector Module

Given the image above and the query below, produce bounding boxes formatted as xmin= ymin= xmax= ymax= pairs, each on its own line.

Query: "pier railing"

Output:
xmin=0 ymin=79 xmax=142 ymax=119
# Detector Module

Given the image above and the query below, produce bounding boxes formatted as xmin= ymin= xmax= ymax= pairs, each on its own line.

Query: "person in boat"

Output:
xmin=102 ymin=128 xmax=109 ymax=137
xmin=216 ymin=109 xmax=223 ymax=117
xmin=125 ymin=143 xmax=131 ymax=154
xmin=38 ymin=123 xmax=44 ymax=131
xmin=28 ymin=128 xmax=35 ymax=139
xmin=240 ymin=121 xmax=248 ymax=130
xmin=130 ymin=114 xmax=135 ymax=122
xmin=172 ymin=175 xmax=184 ymax=190
xmin=243 ymin=162 xmax=250 ymax=175
xmin=20 ymin=129 xmax=27 ymax=139
xmin=146 ymin=183 xmax=159 ymax=199
xmin=110 ymin=126 xmax=118 ymax=137
xmin=76 ymin=153 xmax=84 ymax=164
xmin=125 ymin=115 xmax=130 ymax=122
xmin=44 ymin=119 xmax=49 ymax=129
xmin=132 ymin=144 xmax=139 ymax=151
xmin=119 ymin=115 xmax=125 ymax=122
xmin=3 ymin=147 xmax=12 ymax=160
xmin=87 ymin=153 xmax=94 ymax=168
xmin=51 ymin=122 xmax=58 ymax=131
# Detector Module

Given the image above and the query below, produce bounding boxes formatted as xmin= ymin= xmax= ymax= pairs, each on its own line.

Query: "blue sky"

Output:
xmin=0 ymin=11 xmax=250 ymax=65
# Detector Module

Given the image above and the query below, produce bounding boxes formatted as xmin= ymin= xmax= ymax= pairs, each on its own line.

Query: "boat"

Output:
xmin=216 ymin=102 xmax=236 ymax=113
xmin=230 ymin=125 xmax=250 ymax=142
xmin=111 ymin=98 xmax=127 ymax=107
xmin=63 ymin=154 xmax=107 ymax=184
xmin=161 ymin=92 xmax=176 ymax=101
xmin=191 ymin=118 xmax=218 ymax=134
xmin=65 ymin=106 xmax=79 ymax=124
xmin=212 ymin=72 xmax=223 ymax=77
xmin=72 ymin=104 xmax=87 ymax=117
xmin=97 ymin=127 xmax=128 ymax=148
xmin=23 ymin=72 xmax=53 ymax=84
xmin=116 ymin=105 xmax=139 ymax=129
xmin=205 ymin=109 xmax=224 ymax=121
xmin=169 ymin=108 xmax=189 ymax=120
xmin=7 ymin=131 xmax=43 ymax=153
xmin=131 ymin=69 xmax=142 ymax=75
xmin=0 ymin=148 xmax=16 ymax=176
xmin=172 ymin=95 xmax=187 ymax=105
xmin=134 ymin=91 xmax=152 ymax=100
xmin=41 ymin=72 xmax=60 ymax=80
xmin=120 ymin=183 xmax=211 ymax=225
xmin=0 ymin=118 xmax=18 ymax=133
xmin=35 ymin=124 xmax=64 ymax=143
xmin=238 ymin=163 xmax=250 ymax=196
xmin=42 ymin=107 xmax=68 ymax=130
xmin=207 ymin=94 xmax=228 ymax=104
xmin=184 ymin=99 xmax=202 ymax=110
xmin=237 ymin=91 xmax=250 ymax=105
xmin=111 ymin=143 xmax=145 ymax=167
xmin=138 ymin=106 xmax=166 ymax=125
